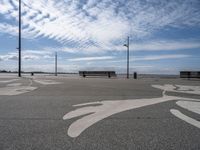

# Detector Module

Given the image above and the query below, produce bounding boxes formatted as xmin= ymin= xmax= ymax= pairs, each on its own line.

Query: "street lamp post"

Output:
xmin=18 ymin=0 xmax=21 ymax=77
xmin=55 ymin=52 xmax=57 ymax=76
xmin=124 ymin=36 xmax=129 ymax=79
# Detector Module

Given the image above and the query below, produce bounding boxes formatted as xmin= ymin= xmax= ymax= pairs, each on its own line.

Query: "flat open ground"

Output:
xmin=0 ymin=74 xmax=200 ymax=150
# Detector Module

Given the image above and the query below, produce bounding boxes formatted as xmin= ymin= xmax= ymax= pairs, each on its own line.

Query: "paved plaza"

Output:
xmin=0 ymin=74 xmax=200 ymax=150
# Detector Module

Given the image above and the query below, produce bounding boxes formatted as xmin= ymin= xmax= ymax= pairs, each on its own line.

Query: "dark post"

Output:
xmin=134 ymin=72 xmax=137 ymax=79
xmin=123 ymin=36 xmax=130 ymax=79
xmin=55 ymin=52 xmax=57 ymax=76
xmin=108 ymin=72 xmax=111 ymax=78
xmin=18 ymin=0 xmax=21 ymax=77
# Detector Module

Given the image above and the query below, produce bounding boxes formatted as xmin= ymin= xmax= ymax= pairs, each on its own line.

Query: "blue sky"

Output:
xmin=0 ymin=0 xmax=200 ymax=74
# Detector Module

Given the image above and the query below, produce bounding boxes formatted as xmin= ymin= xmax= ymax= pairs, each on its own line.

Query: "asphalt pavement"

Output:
xmin=0 ymin=74 xmax=199 ymax=150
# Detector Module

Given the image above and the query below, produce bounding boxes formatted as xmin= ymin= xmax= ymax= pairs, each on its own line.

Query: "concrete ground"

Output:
xmin=0 ymin=74 xmax=199 ymax=150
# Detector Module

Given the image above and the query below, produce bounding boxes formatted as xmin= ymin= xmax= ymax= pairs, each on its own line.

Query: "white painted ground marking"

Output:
xmin=0 ymin=77 xmax=61 ymax=95
xmin=63 ymin=84 xmax=200 ymax=138
xmin=0 ymin=86 xmax=37 ymax=95
xmin=0 ymin=79 xmax=19 ymax=83
xmin=170 ymin=109 xmax=200 ymax=129
xmin=177 ymin=84 xmax=200 ymax=91
xmin=63 ymin=95 xmax=182 ymax=138
xmin=0 ymin=78 xmax=37 ymax=96
xmin=152 ymin=84 xmax=200 ymax=95
xmin=33 ymin=79 xmax=61 ymax=85
xmin=28 ymin=78 xmax=33 ymax=86
xmin=176 ymin=101 xmax=200 ymax=115
xmin=7 ymin=83 xmax=22 ymax=87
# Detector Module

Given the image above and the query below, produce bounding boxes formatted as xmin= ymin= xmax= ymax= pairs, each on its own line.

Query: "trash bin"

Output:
xmin=108 ymin=72 xmax=111 ymax=78
xmin=134 ymin=72 xmax=137 ymax=79
xmin=83 ymin=72 xmax=86 ymax=77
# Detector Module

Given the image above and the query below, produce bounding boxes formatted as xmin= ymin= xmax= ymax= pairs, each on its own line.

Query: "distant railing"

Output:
xmin=180 ymin=71 xmax=200 ymax=78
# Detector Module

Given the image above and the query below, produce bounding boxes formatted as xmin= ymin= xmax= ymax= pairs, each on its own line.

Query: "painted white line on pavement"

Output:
xmin=176 ymin=101 xmax=200 ymax=115
xmin=33 ymin=79 xmax=61 ymax=85
xmin=28 ymin=78 xmax=33 ymax=86
xmin=7 ymin=83 xmax=22 ymax=87
xmin=0 ymin=78 xmax=37 ymax=96
xmin=170 ymin=109 xmax=200 ymax=129
xmin=0 ymin=79 xmax=19 ymax=83
xmin=0 ymin=86 xmax=37 ymax=95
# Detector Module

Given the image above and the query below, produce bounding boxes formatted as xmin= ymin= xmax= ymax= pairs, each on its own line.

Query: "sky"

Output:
xmin=0 ymin=0 xmax=200 ymax=74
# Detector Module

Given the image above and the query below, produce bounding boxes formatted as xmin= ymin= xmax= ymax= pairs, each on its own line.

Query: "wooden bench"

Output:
xmin=180 ymin=71 xmax=200 ymax=78
xmin=79 ymin=71 xmax=116 ymax=78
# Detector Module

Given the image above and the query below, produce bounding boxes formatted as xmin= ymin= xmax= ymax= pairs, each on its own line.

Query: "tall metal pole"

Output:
xmin=127 ymin=36 xmax=129 ymax=79
xmin=18 ymin=0 xmax=21 ymax=77
xmin=55 ymin=52 xmax=57 ymax=76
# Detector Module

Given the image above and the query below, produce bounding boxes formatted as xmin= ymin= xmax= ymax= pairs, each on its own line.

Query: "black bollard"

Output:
xmin=134 ymin=72 xmax=137 ymax=79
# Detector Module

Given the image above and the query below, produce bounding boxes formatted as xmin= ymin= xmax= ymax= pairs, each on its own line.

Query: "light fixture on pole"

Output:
xmin=18 ymin=0 xmax=22 ymax=77
xmin=123 ymin=36 xmax=129 ymax=79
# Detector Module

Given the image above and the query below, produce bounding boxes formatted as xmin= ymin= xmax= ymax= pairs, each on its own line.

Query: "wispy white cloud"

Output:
xmin=52 ymin=39 xmax=200 ymax=54
xmin=131 ymin=40 xmax=200 ymax=51
xmin=68 ymin=56 xmax=115 ymax=62
xmin=107 ymin=54 xmax=190 ymax=63
xmin=0 ymin=50 xmax=53 ymax=61
xmin=0 ymin=0 xmax=199 ymax=52
xmin=0 ymin=23 xmax=18 ymax=36
xmin=0 ymin=52 xmax=18 ymax=61
xmin=21 ymin=64 xmax=80 ymax=72
xmin=133 ymin=54 xmax=190 ymax=61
